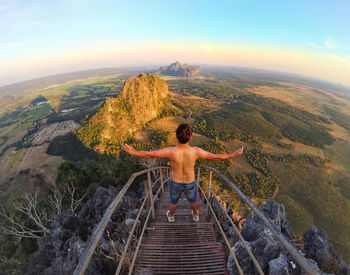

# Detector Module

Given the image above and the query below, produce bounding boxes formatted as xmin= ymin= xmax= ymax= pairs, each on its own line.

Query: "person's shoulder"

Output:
xmin=163 ymin=146 xmax=176 ymax=152
xmin=191 ymin=146 xmax=203 ymax=154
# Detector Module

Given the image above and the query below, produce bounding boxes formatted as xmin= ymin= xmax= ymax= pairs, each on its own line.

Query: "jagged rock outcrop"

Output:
xmin=76 ymin=73 xmax=169 ymax=152
xmin=227 ymin=200 xmax=295 ymax=274
xmin=304 ymin=226 xmax=350 ymax=274
xmin=227 ymin=200 xmax=350 ymax=275
xmin=159 ymin=61 xmax=200 ymax=78
xmin=269 ymin=254 xmax=290 ymax=275
xmin=26 ymin=185 xmax=144 ymax=275
xmin=241 ymin=200 xmax=294 ymax=242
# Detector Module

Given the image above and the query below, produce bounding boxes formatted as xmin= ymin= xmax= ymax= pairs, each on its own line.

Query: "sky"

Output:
xmin=0 ymin=0 xmax=349 ymax=87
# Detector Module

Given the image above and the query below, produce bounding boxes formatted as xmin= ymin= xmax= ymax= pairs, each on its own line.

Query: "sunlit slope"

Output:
xmin=167 ymin=74 xmax=350 ymax=263
xmin=76 ymin=73 xmax=173 ymax=154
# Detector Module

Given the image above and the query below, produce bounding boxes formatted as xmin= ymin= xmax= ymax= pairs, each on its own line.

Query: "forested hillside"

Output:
xmin=76 ymin=73 xmax=177 ymax=154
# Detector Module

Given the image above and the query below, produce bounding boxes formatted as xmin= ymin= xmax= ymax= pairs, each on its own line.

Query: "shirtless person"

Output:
xmin=122 ymin=124 xmax=244 ymax=223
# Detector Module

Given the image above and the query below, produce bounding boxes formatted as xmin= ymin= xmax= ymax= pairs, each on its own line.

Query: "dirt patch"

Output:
xmin=0 ymin=148 xmax=15 ymax=182
xmin=29 ymin=120 xmax=80 ymax=146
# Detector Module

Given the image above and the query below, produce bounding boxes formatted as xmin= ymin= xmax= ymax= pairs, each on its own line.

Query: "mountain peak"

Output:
xmin=76 ymin=73 xmax=169 ymax=153
xmin=159 ymin=61 xmax=200 ymax=78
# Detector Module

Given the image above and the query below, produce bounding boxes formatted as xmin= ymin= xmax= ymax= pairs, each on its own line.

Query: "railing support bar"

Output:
xmin=208 ymin=170 xmax=212 ymax=198
xmin=197 ymin=167 xmax=200 ymax=184
xmin=74 ymin=166 xmax=169 ymax=275
xmin=160 ymin=168 xmax=164 ymax=193
xmin=115 ymin=187 xmax=152 ymax=274
xmin=197 ymin=184 xmax=244 ymax=275
xmin=211 ymin=192 xmax=264 ymax=275
xmin=200 ymin=166 xmax=320 ymax=275
xmin=147 ymin=171 xmax=155 ymax=220
xmin=128 ymin=177 xmax=170 ymax=274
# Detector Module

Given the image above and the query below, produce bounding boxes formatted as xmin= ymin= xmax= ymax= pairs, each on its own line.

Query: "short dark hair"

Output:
xmin=176 ymin=124 xmax=193 ymax=144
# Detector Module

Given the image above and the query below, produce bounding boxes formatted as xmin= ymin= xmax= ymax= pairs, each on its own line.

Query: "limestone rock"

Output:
xmin=241 ymin=200 xmax=293 ymax=242
xmin=304 ymin=226 xmax=350 ymax=274
xmin=77 ymin=73 xmax=169 ymax=152
xmin=159 ymin=61 xmax=200 ymax=78
xmin=27 ymin=186 xmax=144 ymax=275
xmin=269 ymin=254 xmax=289 ymax=275
xmin=228 ymin=200 xmax=294 ymax=274
xmin=300 ymin=258 xmax=321 ymax=275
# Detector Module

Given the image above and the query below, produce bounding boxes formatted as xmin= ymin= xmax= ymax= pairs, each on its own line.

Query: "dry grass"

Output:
xmin=328 ymin=123 xmax=350 ymax=141
xmin=248 ymin=82 xmax=350 ymax=118
xmin=18 ymin=144 xmax=62 ymax=172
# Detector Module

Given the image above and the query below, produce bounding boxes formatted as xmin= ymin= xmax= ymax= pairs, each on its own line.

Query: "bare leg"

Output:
xmin=190 ymin=201 xmax=198 ymax=215
xmin=169 ymin=203 xmax=177 ymax=216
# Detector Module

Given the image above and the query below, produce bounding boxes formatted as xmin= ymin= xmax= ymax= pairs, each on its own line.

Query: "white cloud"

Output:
xmin=308 ymin=36 xmax=338 ymax=50
xmin=325 ymin=36 xmax=336 ymax=49
xmin=307 ymin=43 xmax=322 ymax=48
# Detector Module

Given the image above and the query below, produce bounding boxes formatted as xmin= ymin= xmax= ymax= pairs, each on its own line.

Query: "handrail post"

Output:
xmin=208 ymin=170 xmax=212 ymax=198
xmin=197 ymin=167 xmax=200 ymax=184
xmin=207 ymin=170 xmax=212 ymax=221
xmin=160 ymin=168 xmax=164 ymax=193
xmin=147 ymin=171 xmax=155 ymax=220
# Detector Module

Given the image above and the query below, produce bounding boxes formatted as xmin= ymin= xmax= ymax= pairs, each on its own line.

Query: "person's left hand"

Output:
xmin=235 ymin=146 xmax=244 ymax=156
xmin=122 ymin=143 xmax=133 ymax=154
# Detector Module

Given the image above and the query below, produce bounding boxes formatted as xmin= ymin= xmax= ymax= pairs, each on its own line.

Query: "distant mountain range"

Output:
xmin=1 ymin=64 xmax=350 ymax=98
xmin=159 ymin=61 xmax=200 ymax=78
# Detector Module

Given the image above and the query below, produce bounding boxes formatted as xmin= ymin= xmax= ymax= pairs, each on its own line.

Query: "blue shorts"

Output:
xmin=170 ymin=179 xmax=197 ymax=204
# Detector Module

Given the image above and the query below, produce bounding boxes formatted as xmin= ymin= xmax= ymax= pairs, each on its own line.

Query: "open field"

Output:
xmin=272 ymin=161 xmax=350 ymax=262
xmin=248 ymin=82 xmax=350 ymax=117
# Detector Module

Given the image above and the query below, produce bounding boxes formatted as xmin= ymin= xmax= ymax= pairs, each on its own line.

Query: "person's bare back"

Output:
xmin=122 ymin=123 xmax=243 ymax=222
xmin=168 ymin=144 xmax=197 ymax=183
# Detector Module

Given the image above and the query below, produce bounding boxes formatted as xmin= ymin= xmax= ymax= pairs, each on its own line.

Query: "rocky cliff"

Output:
xmin=27 ymin=186 xmax=349 ymax=274
xmin=76 ymin=73 xmax=169 ymax=153
xmin=159 ymin=61 xmax=200 ymax=78
xmin=221 ymin=200 xmax=350 ymax=275
xmin=26 ymin=185 xmax=147 ymax=275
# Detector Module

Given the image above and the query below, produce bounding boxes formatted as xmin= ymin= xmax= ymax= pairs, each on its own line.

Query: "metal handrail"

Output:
xmin=74 ymin=166 xmax=169 ymax=275
xmin=197 ymin=183 xmax=244 ymax=275
xmin=128 ymin=175 xmax=170 ymax=274
xmin=115 ymin=171 xmax=169 ymax=274
xmin=198 ymin=168 xmax=264 ymax=275
xmin=211 ymin=191 xmax=264 ymax=275
xmin=198 ymin=166 xmax=320 ymax=275
xmin=75 ymin=164 xmax=320 ymax=275
xmin=199 ymin=168 xmax=264 ymax=274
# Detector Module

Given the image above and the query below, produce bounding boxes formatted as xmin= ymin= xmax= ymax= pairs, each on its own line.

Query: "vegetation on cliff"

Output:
xmin=76 ymin=73 xmax=176 ymax=154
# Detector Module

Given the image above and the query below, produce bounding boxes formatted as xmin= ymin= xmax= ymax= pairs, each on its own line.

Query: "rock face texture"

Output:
xmin=76 ymin=73 xmax=169 ymax=152
xmin=159 ymin=61 xmax=200 ymax=78
xmin=26 ymin=185 xmax=145 ymax=275
xmin=227 ymin=200 xmax=295 ymax=275
xmin=304 ymin=226 xmax=350 ymax=274
xmin=227 ymin=200 xmax=350 ymax=275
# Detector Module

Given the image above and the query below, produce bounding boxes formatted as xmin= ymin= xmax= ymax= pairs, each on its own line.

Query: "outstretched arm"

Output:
xmin=122 ymin=143 xmax=172 ymax=159
xmin=196 ymin=146 xmax=244 ymax=160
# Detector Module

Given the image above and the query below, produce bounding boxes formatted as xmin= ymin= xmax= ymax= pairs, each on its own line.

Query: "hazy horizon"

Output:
xmin=1 ymin=63 xmax=350 ymax=93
